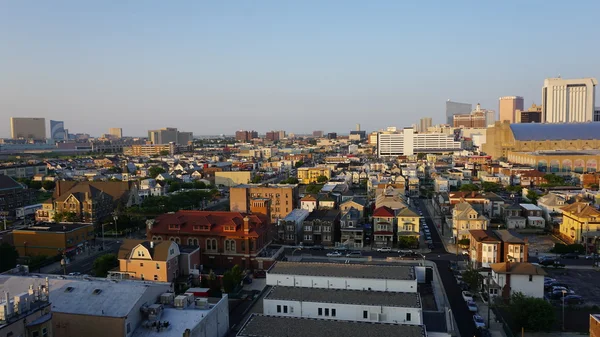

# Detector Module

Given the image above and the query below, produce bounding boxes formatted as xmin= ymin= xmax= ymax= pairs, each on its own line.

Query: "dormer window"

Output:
xmin=168 ymin=224 xmax=180 ymax=230
xmin=224 ymin=225 xmax=236 ymax=232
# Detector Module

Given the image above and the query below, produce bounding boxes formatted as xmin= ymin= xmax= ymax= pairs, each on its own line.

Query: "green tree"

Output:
xmin=462 ymin=268 xmax=483 ymax=291
xmin=281 ymin=177 xmax=299 ymax=184
xmin=526 ymin=190 xmax=539 ymax=204
xmin=505 ymin=185 xmax=523 ymax=194
xmin=193 ymin=181 xmax=207 ymax=189
xmin=92 ymin=254 xmax=118 ymax=277
xmin=457 ymin=238 xmax=470 ymax=248
xmin=294 ymin=161 xmax=304 ymax=168
xmin=251 ymin=175 xmax=263 ymax=183
xmin=41 ymin=180 xmax=56 ymax=190
xmin=222 ymin=265 xmax=245 ymax=293
xmin=305 ymin=184 xmax=323 ymax=194
xmin=0 ymin=243 xmax=19 ymax=272
xmin=159 ymin=150 xmax=170 ymax=156
xmin=206 ymin=270 xmax=222 ymax=296
xmin=543 ymin=174 xmax=565 ymax=186
xmin=481 ymin=182 xmax=500 ymax=192
xmin=29 ymin=181 xmax=43 ymax=190
xmin=508 ymin=292 xmax=555 ymax=332
xmin=148 ymin=166 xmax=166 ymax=178
xmin=316 ymin=175 xmax=329 ymax=183
xmin=459 ymin=184 xmax=480 ymax=192
xmin=168 ymin=181 xmax=181 ymax=193
xmin=398 ymin=236 xmax=419 ymax=249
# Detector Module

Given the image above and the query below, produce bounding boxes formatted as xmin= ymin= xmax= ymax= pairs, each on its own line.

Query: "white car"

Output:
xmin=462 ymin=291 xmax=474 ymax=302
xmin=326 ymin=251 xmax=343 ymax=257
xmin=466 ymin=300 xmax=478 ymax=312
xmin=473 ymin=314 xmax=486 ymax=328
xmin=377 ymin=247 xmax=393 ymax=253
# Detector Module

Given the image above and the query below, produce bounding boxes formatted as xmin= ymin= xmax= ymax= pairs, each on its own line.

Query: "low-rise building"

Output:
xmin=340 ymin=207 xmax=365 ymax=248
xmin=215 ymin=171 xmax=252 ymax=187
xmin=278 ymin=209 xmax=310 ymax=245
xmin=301 ymin=210 xmax=340 ymax=246
xmin=114 ymin=240 xmax=183 ymax=283
xmin=300 ymin=195 xmax=318 ymax=213
xmin=297 ymin=167 xmax=332 ymax=184
xmin=452 ymin=201 xmax=489 ymax=240
xmin=0 ymin=163 xmax=48 ymax=179
xmin=373 ymin=206 xmax=397 ymax=248
xmin=263 ymin=286 xmax=422 ymax=325
xmin=537 ymin=193 xmax=567 ymax=221
xmin=469 ymin=229 xmax=528 ymax=268
xmin=559 ymin=202 xmax=600 ymax=248
xmin=230 ymin=183 xmax=299 ymax=222
xmin=489 ymin=262 xmax=546 ymax=299
xmin=0 ymin=280 xmax=53 ymax=337
xmin=12 ymin=222 xmax=95 ymax=257
xmin=266 ymin=261 xmax=417 ymax=293
xmin=0 ymin=175 xmax=36 ymax=217
xmin=339 ymin=197 xmax=367 ymax=218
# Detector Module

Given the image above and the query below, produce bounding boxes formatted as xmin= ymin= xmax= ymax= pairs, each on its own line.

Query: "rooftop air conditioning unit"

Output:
xmin=160 ymin=293 xmax=174 ymax=305
xmin=174 ymin=294 xmax=193 ymax=309
xmin=195 ymin=297 xmax=208 ymax=309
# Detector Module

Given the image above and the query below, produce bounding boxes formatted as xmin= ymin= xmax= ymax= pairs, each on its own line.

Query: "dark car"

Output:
xmin=253 ymin=270 xmax=266 ymax=278
xmin=400 ymin=252 xmax=424 ymax=260
xmin=539 ymin=258 xmax=557 ymax=266
xmin=564 ymin=295 xmax=584 ymax=304
xmin=428 ymin=243 xmax=435 ymax=249
xmin=311 ymin=245 xmax=325 ymax=250
xmin=545 ymin=282 xmax=569 ymax=291
xmin=560 ymin=252 xmax=580 ymax=259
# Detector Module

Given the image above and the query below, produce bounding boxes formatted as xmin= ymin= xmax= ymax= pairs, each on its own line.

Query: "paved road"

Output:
xmin=48 ymin=241 xmax=120 ymax=275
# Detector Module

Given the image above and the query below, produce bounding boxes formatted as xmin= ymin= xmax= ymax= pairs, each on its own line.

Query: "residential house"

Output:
xmin=489 ymin=262 xmax=546 ymax=299
xmin=434 ymin=177 xmax=449 ymax=193
xmin=559 ymin=202 xmax=600 ymax=249
xmin=278 ymin=209 xmax=310 ymax=245
xmin=375 ymin=192 xmax=407 ymax=211
xmin=519 ymin=170 xmax=548 ymax=187
xmin=297 ymin=167 xmax=332 ymax=184
xmin=452 ymin=201 xmax=489 ymax=240
xmin=501 ymin=204 xmax=526 ymax=229
xmin=317 ymin=194 xmax=336 ymax=210
xmin=114 ymin=240 xmax=181 ymax=282
xmin=301 ymin=210 xmax=341 ymax=247
xmin=138 ymin=178 xmax=167 ymax=200
xmin=147 ymin=205 xmax=273 ymax=270
xmin=449 ymin=191 xmax=505 ymax=218
xmin=469 ymin=229 xmax=528 ymax=268
xmin=520 ymin=203 xmax=545 ymax=228
xmin=537 ymin=193 xmax=567 ymax=221
xmin=300 ymin=195 xmax=318 ymax=213
xmin=372 ymin=206 xmax=396 ymax=248
xmin=339 ymin=197 xmax=367 ymax=218
xmin=340 ymin=207 xmax=364 ymax=248
xmin=396 ymin=207 xmax=420 ymax=243
xmin=0 ymin=175 xmax=35 ymax=217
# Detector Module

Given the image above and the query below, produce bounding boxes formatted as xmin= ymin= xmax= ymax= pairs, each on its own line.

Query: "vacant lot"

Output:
xmin=522 ymin=234 xmax=561 ymax=254
xmin=545 ymin=269 xmax=600 ymax=306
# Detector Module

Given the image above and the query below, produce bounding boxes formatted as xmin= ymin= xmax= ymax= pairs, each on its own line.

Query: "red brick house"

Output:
xmin=147 ymin=199 xmax=272 ymax=270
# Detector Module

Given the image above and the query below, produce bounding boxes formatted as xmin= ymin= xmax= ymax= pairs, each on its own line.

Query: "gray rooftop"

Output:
xmin=0 ymin=274 xmax=170 ymax=318
xmin=269 ymin=261 xmax=415 ymax=280
xmin=266 ymin=286 xmax=421 ymax=308
xmin=237 ymin=315 xmax=426 ymax=337
xmin=283 ymin=209 xmax=310 ymax=222
xmin=510 ymin=123 xmax=600 ymax=141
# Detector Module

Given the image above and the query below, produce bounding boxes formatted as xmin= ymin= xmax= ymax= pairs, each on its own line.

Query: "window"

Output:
xmin=363 ymin=310 xmax=368 ymax=319
xmin=277 ymin=305 xmax=282 ymax=313
xmin=331 ymin=308 xmax=336 ymax=317
xmin=406 ymin=313 xmax=412 ymax=321
xmin=529 ymin=275 xmax=533 ymax=282
xmin=318 ymin=308 xmax=323 ymax=316
xmin=141 ymin=274 xmax=144 ymax=280
xmin=140 ymin=263 xmax=144 ymax=267
xmin=154 ymin=275 xmax=158 ymax=281
xmin=126 ymin=323 xmax=131 ymax=334
xmin=283 ymin=306 xmax=288 ymax=313
xmin=156 ymin=263 xmax=160 ymax=269
xmin=325 ymin=308 xmax=329 ymax=316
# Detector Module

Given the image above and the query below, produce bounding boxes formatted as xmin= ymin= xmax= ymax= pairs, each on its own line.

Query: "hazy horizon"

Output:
xmin=2 ymin=1 xmax=600 ymax=138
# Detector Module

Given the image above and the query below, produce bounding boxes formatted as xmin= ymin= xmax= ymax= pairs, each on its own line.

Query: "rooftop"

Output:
xmin=237 ymin=315 xmax=426 ymax=337
xmin=490 ymin=262 xmax=546 ymax=276
xmin=282 ymin=209 xmax=310 ymax=222
xmin=510 ymin=123 xmax=600 ymax=141
xmin=268 ymin=261 xmax=415 ymax=281
xmin=14 ymin=222 xmax=93 ymax=233
xmin=492 ymin=230 xmax=525 ymax=244
xmin=305 ymin=209 xmax=340 ymax=222
xmin=265 ymin=286 xmax=421 ymax=308
xmin=519 ymin=203 xmax=542 ymax=211
xmin=0 ymin=174 xmax=25 ymax=191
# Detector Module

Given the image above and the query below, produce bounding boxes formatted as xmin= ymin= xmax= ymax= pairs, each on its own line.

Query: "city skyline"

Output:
xmin=1 ymin=1 xmax=600 ymax=137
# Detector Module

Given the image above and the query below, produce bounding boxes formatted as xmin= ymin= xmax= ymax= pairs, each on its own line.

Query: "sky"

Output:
xmin=1 ymin=1 xmax=600 ymax=137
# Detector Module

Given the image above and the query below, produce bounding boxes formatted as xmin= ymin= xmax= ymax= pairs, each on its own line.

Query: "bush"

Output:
xmin=458 ymin=239 xmax=470 ymax=247
xmin=508 ymin=292 xmax=555 ymax=332
xmin=550 ymin=243 xmax=584 ymax=254
xmin=398 ymin=236 xmax=419 ymax=249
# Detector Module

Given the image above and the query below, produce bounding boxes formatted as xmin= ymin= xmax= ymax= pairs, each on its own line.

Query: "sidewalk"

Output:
xmin=477 ymin=299 xmax=505 ymax=337
xmin=38 ymin=241 xmax=112 ymax=274
xmin=423 ymin=200 xmax=460 ymax=255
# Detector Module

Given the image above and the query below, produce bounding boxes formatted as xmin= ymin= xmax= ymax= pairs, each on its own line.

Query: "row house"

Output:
xmin=501 ymin=204 xmax=526 ymax=229
xmin=339 ymin=197 xmax=367 ymax=219
xmin=449 ymin=191 xmax=505 ymax=218
xmin=519 ymin=203 xmax=545 ymax=228
xmin=469 ymin=229 xmax=528 ymax=268
xmin=452 ymin=201 xmax=489 ymax=240
xmin=301 ymin=210 xmax=341 ymax=247
xmin=278 ymin=209 xmax=310 ymax=245
xmin=559 ymin=202 xmax=600 ymax=250
xmin=340 ymin=207 xmax=365 ymax=248
xmin=147 ymin=201 xmax=272 ymax=270
xmin=537 ymin=193 xmax=567 ymax=221
xmin=372 ymin=206 xmax=421 ymax=248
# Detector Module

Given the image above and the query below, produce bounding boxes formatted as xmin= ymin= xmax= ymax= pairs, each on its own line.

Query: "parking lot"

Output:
xmin=545 ymin=269 xmax=600 ymax=306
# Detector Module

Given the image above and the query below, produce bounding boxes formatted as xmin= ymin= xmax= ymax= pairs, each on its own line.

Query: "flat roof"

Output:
xmin=265 ymin=286 xmax=421 ymax=308
xmin=519 ymin=203 xmax=542 ymax=211
xmin=14 ymin=222 xmax=93 ymax=233
xmin=269 ymin=261 xmax=415 ymax=281
xmin=237 ymin=315 xmax=426 ymax=337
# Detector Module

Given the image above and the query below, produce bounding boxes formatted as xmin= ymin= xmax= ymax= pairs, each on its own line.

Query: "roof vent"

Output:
xmin=92 ymin=289 xmax=103 ymax=295
xmin=64 ymin=287 xmax=74 ymax=293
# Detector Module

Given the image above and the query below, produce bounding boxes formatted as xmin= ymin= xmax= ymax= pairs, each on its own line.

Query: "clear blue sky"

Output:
xmin=1 ymin=1 xmax=599 ymax=137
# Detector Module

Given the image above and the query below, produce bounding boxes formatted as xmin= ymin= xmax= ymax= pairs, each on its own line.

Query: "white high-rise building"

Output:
xmin=542 ymin=77 xmax=597 ymax=123
xmin=377 ymin=127 xmax=462 ymax=157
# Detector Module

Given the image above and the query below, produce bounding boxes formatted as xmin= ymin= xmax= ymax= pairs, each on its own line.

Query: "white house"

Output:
xmin=266 ymin=262 xmax=417 ymax=293
xmin=537 ymin=193 xmax=567 ymax=221
xmin=263 ymin=286 xmax=422 ymax=325
xmin=490 ymin=262 xmax=546 ymax=299
xmin=434 ymin=177 xmax=449 ymax=193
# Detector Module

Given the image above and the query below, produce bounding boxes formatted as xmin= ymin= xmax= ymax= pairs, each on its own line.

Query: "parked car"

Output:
xmin=560 ymin=252 xmax=580 ymax=259
xmin=539 ymin=258 xmax=557 ymax=266
xmin=243 ymin=276 xmax=253 ymax=284
xmin=311 ymin=245 xmax=325 ymax=250
xmin=585 ymin=253 xmax=600 ymax=260
xmin=462 ymin=250 xmax=469 ymax=256
xmin=564 ymin=295 xmax=584 ymax=304
xmin=466 ymin=300 xmax=478 ymax=312
xmin=68 ymin=272 xmax=81 ymax=276
xmin=326 ymin=251 xmax=343 ymax=257
xmin=346 ymin=251 xmax=362 ymax=257
xmin=400 ymin=252 xmax=423 ymax=260
xmin=462 ymin=291 xmax=474 ymax=302
xmin=457 ymin=281 xmax=470 ymax=291
xmin=428 ymin=243 xmax=435 ymax=249
xmin=377 ymin=247 xmax=393 ymax=253
xmin=473 ymin=314 xmax=486 ymax=328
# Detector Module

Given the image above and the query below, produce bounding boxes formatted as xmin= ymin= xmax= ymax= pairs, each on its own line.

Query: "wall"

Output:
xmin=53 ymin=312 xmax=125 ymax=337
xmin=510 ymin=274 xmax=544 ymax=298
xmin=263 ymin=298 xmax=422 ymax=325
xmin=266 ymin=274 xmax=417 ymax=293
xmin=13 ymin=225 xmax=94 ymax=256
xmin=1 ymin=304 xmax=53 ymax=337
xmin=124 ymin=283 xmax=172 ymax=337
xmin=190 ymin=295 xmax=230 ymax=337
xmin=215 ymin=171 xmax=252 ymax=187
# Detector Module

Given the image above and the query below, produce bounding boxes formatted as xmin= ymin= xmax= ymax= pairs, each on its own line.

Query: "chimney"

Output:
xmin=243 ymin=216 xmax=250 ymax=234
xmin=56 ymin=181 xmax=61 ymax=196
xmin=4 ymin=292 xmax=13 ymax=317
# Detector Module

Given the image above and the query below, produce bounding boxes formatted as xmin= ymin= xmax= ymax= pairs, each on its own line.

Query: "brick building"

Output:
xmin=230 ymin=183 xmax=299 ymax=222
xmin=12 ymin=222 xmax=95 ymax=257
xmin=147 ymin=202 xmax=272 ymax=270
xmin=469 ymin=229 xmax=528 ymax=268
xmin=0 ymin=175 xmax=35 ymax=217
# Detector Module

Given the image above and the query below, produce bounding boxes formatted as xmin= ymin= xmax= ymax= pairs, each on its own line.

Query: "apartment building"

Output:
xmin=377 ymin=128 xmax=462 ymax=157
xmin=0 ymin=163 xmax=48 ymax=178
xmin=278 ymin=209 xmax=310 ymax=245
xmin=147 ymin=206 xmax=273 ymax=270
xmin=296 ymin=167 xmax=332 ymax=184
xmin=123 ymin=144 xmax=174 ymax=156
xmin=235 ymin=130 xmax=258 ymax=142
xmin=10 ymin=117 xmax=46 ymax=140
xmin=452 ymin=201 xmax=489 ymax=240
xmin=12 ymin=222 xmax=95 ymax=257
xmin=215 ymin=171 xmax=252 ymax=187
xmin=559 ymin=202 xmax=600 ymax=248
xmin=542 ymin=77 xmax=597 ymax=123
xmin=0 ymin=175 xmax=35 ymax=216
xmin=469 ymin=229 xmax=528 ymax=268
xmin=230 ymin=183 xmax=299 ymax=222
xmin=301 ymin=209 xmax=340 ymax=246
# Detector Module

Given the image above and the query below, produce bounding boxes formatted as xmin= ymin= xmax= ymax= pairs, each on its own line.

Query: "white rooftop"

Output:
xmin=519 ymin=203 xmax=542 ymax=211
xmin=131 ymin=306 xmax=213 ymax=337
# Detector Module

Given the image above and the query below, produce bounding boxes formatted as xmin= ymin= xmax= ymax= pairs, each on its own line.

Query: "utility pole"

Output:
xmin=487 ymin=272 xmax=491 ymax=328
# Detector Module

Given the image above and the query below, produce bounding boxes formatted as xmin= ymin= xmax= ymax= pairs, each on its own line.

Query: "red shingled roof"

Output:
xmin=373 ymin=206 xmax=395 ymax=217
xmin=151 ymin=210 xmax=269 ymax=238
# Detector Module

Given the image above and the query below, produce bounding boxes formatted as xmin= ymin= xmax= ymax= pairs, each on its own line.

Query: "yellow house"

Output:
xmin=396 ymin=207 xmax=420 ymax=239
xmin=297 ymin=167 xmax=331 ymax=184
xmin=116 ymin=240 xmax=180 ymax=282
xmin=559 ymin=202 xmax=600 ymax=246
xmin=452 ymin=201 xmax=489 ymax=240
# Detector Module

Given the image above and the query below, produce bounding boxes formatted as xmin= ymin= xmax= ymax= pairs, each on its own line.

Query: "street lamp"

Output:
xmin=113 ymin=213 xmax=119 ymax=239
xmin=562 ymin=289 xmax=567 ymax=331
xmin=487 ymin=271 xmax=492 ymax=328
xmin=60 ymin=251 xmax=68 ymax=275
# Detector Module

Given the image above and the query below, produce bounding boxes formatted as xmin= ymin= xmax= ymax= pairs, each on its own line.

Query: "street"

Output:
xmin=45 ymin=240 xmax=120 ymax=275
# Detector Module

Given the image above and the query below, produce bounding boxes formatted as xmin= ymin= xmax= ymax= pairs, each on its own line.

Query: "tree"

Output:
xmin=398 ymin=236 xmax=419 ymax=249
xmin=29 ymin=181 xmax=43 ymax=190
xmin=294 ymin=161 xmax=304 ymax=168
xmin=526 ymin=190 xmax=539 ymax=204
xmin=159 ymin=150 xmax=170 ymax=156
xmin=149 ymin=166 xmax=166 ymax=178
xmin=53 ymin=211 xmax=78 ymax=223
xmin=193 ymin=181 xmax=207 ymax=189
xmin=305 ymin=184 xmax=323 ymax=194
xmin=92 ymin=254 xmax=118 ymax=277
xmin=168 ymin=181 xmax=181 ymax=193
xmin=459 ymin=184 xmax=480 ymax=192
xmin=505 ymin=185 xmax=523 ymax=194
xmin=222 ymin=265 xmax=245 ymax=293
xmin=543 ymin=174 xmax=565 ymax=186
xmin=281 ymin=177 xmax=299 ymax=184
xmin=481 ymin=182 xmax=500 ymax=192
xmin=462 ymin=268 xmax=483 ymax=291
xmin=0 ymin=243 xmax=18 ymax=272
xmin=41 ymin=180 xmax=56 ymax=190
xmin=251 ymin=175 xmax=263 ymax=183
xmin=206 ymin=270 xmax=222 ymax=296
xmin=457 ymin=239 xmax=470 ymax=248
xmin=316 ymin=175 xmax=329 ymax=183
xmin=508 ymin=292 xmax=555 ymax=332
